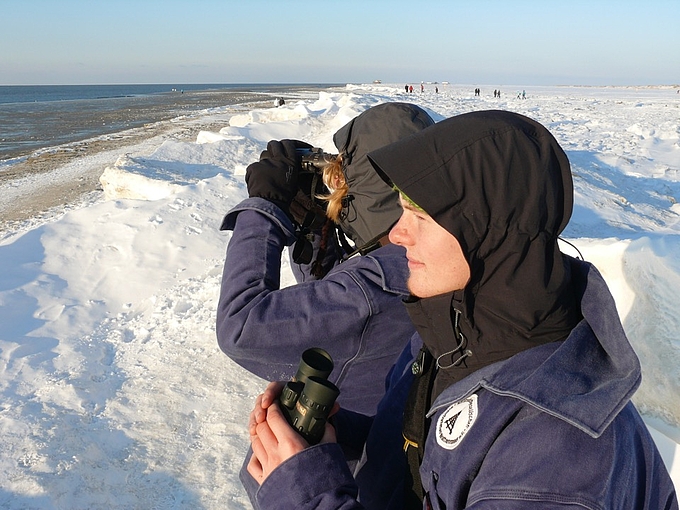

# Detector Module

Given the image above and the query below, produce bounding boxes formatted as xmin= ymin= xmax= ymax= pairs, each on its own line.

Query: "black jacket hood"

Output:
xmin=368 ymin=110 xmax=581 ymax=394
xmin=332 ymin=102 xmax=434 ymax=247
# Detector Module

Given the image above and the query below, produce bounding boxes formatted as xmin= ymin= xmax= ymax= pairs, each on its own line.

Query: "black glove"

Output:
xmin=245 ymin=139 xmax=312 ymax=212
xmin=290 ymin=180 xmax=328 ymax=230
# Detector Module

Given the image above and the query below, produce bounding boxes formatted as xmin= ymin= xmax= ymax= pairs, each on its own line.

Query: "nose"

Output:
xmin=388 ymin=214 xmax=410 ymax=246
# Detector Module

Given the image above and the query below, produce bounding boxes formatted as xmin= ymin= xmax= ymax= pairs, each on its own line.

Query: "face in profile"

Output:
xmin=389 ymin=196 xmax=470 ymax=298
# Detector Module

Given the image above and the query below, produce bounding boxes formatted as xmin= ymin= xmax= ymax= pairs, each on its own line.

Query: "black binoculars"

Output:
xmin=279 ymin=348 xmax=340 ymax=445
xmin=296 ymin=147 xmax=337 ymax=173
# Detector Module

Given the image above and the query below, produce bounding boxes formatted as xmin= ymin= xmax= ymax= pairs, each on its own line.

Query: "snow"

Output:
xmin=1 ymin=83 xmax=679 ymax=508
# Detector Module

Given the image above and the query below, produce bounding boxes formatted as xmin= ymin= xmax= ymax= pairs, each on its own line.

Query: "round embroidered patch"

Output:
xmin=436 ymin=394 xmax=478 ymax=450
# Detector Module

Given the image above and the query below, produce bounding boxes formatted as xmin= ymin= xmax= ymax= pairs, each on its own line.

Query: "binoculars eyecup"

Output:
xmin=294 ymin=347 xmax=333 ymax=383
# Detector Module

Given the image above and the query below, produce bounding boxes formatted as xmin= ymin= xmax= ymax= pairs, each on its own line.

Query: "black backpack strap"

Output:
xmin=402 ymin=346 xmax=436 ymax=509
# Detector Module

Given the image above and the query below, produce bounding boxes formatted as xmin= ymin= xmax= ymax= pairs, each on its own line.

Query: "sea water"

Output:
xmin=0 ymin=84 xmax=335 ymax=161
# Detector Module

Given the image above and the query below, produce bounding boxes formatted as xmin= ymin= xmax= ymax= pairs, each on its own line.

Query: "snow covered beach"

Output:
xmin=1 ymin=83 xmax=679 ymax=508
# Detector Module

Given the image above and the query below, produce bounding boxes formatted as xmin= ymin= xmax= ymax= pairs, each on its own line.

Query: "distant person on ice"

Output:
xmin=244 ymin=110 xmax=678 ymax=509
xmin=216 ymin=102 xmax=434 ymax=416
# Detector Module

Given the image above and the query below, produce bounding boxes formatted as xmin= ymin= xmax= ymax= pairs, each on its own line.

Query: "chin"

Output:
xmin=407 ymin=280 xmax=428 ymax=299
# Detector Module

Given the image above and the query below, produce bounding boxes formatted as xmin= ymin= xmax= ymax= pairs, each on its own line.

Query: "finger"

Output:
xmin=250 ymin=394 xmax=267 ymax=428
xmin=261 ymin=381 xmax=285 ymax=408
xmin=261 ymin=381 xmax=279 ymax=407
xmin=287 ymin=139 xmax=313 ymax=150
xmin=265 ymin=140 xmax=286 ymax=160
xmin=247 ymin=447 xmax=265 ymax=482
xmin=280 ymin=139 xmax=302 ymax=160
xmin=249 ymin=407 xmax=266 ymax=435
xmin=250 ymin=431 xmax=266 ymax=460
xmin=266 ymin=403 xmax=307 ymax=449
xmin=248 ymin=410 xmax=257 ymax=435
xmin=255 ymin=417 xmax=279 ymax=450
xmin=264 ymin=401 xmax=288 ymax=430
xmin=255 ymin=400 xmax=267 ymax=422
xmin=329 ymin=401 xmax=341 ymax=418
xmin=320 ymin=421 xmax=337 ymax=444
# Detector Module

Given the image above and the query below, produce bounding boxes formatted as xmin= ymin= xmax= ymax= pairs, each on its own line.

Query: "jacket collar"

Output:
xmin=427 ymin=259 xmax=641 ymax=438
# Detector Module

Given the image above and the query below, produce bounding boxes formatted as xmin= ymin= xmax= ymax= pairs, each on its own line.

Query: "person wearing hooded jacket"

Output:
xmin=216 ymin=102 xmax=435 ymax=417
xmin=244 ymin=110 xmax=678 ymax=509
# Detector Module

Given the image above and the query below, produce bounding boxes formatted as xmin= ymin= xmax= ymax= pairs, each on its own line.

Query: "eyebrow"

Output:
xmin=398 ymin=193 xmax=425 ymax=212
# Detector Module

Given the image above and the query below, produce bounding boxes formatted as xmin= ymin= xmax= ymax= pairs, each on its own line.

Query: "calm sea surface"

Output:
xmin=0 ymin=84 xmax=336 ymax=161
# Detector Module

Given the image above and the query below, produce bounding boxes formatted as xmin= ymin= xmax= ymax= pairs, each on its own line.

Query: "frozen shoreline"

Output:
xmin=0 ymin=114 xmax=239 ymax=236
xmin=0 ymin=92 xmax=321 ymax=238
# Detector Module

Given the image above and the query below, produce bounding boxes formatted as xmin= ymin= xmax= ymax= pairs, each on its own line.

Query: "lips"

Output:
xmin=407 ymin=257 xmax=424 ymax=270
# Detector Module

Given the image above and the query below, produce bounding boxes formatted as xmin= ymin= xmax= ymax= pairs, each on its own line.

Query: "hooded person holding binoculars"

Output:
xmin=216 ymin=102 xmax=435 ymax=417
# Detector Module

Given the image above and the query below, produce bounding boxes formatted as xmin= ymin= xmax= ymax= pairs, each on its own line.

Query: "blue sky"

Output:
xmin=2 ymin=0 xmax=678 ymax=86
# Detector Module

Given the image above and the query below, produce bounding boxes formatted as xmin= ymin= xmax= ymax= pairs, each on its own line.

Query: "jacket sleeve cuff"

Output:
xmin=255 ymin=443 xmax=358 ymax=510
xmin=220 ymin=197 xmax=297 ymax=243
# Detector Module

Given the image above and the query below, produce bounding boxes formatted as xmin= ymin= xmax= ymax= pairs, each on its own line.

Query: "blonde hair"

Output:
xmin=396 ymin=188 xmax=425 ymax=212
xmin=320 ymin=154 xmax=349 ymax=222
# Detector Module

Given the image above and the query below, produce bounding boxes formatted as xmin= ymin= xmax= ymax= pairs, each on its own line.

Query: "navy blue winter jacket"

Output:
xmin=216 ymin=197 xmax=415 ymax=415
xmin=246 ymin=259 xmax=678 ymax=509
